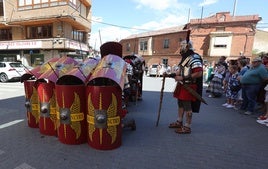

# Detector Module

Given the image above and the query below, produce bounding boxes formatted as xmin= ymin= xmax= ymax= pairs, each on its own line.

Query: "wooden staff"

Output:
xmin=156 ymin=75 xmax=166 ymax=127
xmin=47 ymin=62 xmax=59 ymax=79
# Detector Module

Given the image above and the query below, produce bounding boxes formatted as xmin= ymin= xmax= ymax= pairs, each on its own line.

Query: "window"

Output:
xmin=72 ymin=29 xmax=87 ymax=43
xmin=216 ymin=27 xmax=225 ymax=32
xmin=126 ymin=43 xmax=131 ymax=52
xmin=18 ymin=0 xmax=68 ymax=10
xmin=163 ymin=39 xmax=169 ymax=49
xmin=162 ymin=58 xmax=168 ymax=66
xmin=0 ymin=0 xmax=3 ymax=16
xmin=214 ymin=36 xmax=228 ymax=48
xmin=0 ymin=29 xmax=12 ymax=40
xmin=140 ymin=41 xmax=148 ymax=51
xmin=26 ymin=25 xmax=52 ymax=39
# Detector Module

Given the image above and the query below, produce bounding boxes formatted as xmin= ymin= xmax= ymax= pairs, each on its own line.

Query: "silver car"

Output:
xmin=0 ymin=62 xmax=27 ymax=82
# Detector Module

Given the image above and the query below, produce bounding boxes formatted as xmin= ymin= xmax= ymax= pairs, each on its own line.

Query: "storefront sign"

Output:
xmin=66 ymin=40 xmax=89 ymax=51
xmin=0 ymin=41 xmax=42 ymax=49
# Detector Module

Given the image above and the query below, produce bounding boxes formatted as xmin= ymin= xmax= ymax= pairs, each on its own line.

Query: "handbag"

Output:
xmin=230 ymin=83 xmax=241 ymax=92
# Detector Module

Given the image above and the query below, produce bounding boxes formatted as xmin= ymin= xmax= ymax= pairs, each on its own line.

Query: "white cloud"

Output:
xmin=91 ymin=16 xmax=103 ymax=23
xmin=137 ymin=14 xmax=187 ymax=30
xmin=133 ymin=0 xmax=178 ymax=10
xmin=89 ymin=12 xmax=189 ymax=50
xmin=90 ymin=1 xmax=191 ymax=50
xmin=90 ymin=26 xmax=134 ymax=50
xmin=199 ymin=0 xmax=218 ymax=7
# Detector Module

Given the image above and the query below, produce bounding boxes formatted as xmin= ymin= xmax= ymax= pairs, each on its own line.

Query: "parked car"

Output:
xmin=147 ymin=64 xmax=171 ymax=77
xmin=147 ymin=64 xmax=158 ymax=76
xmin=0 ymin=62 xmax=27 ymax=82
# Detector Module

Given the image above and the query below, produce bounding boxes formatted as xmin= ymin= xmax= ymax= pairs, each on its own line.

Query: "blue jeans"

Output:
xmin=241 ymin=84 xmax=261 ymax=112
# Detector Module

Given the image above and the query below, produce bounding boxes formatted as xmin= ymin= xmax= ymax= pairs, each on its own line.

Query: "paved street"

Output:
xmin=0 ymin=77 xmax=268 ymax=169
xmin=0 ymin=81 xmax=25 ymax=100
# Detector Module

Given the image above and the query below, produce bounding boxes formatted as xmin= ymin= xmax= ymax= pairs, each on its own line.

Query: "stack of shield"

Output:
xmin=55 ymin=57 xmax=100 ymax=144
xmin=21 ymin=42 xmax=133 ymax=150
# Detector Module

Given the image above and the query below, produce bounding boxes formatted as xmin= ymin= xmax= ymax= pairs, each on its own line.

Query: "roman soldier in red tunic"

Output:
xmin=167 ymin=39 xmax=203 ymax=134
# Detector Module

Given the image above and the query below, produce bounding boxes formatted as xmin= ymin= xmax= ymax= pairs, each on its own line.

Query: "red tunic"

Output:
xmin=173 ymin=67 xmax=203 ymax=101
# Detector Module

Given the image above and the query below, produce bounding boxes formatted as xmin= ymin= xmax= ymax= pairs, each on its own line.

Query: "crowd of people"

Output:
xmin=204 ymin=54 xmax=268 ymax=127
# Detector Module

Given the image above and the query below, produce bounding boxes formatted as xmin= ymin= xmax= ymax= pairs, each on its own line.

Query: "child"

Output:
xmin=222 ymin=65 xmax=240 ymax=108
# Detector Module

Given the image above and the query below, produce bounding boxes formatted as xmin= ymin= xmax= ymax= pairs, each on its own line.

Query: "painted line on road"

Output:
xmin=14 ymin=163 xmax=36 ymax=169
xmin=0 ymin=119 xmax=24 ymax=129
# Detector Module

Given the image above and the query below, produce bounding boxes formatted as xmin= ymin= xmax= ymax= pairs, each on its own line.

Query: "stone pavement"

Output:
xmin=0 ymin=77 xmax=268 ymax=169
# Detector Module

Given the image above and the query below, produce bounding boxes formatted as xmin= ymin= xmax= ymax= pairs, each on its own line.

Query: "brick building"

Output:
xmin=120 ymin=12 xmax=262 ymax=67
xmin=0 ymin=0 xmax=92 ymax=66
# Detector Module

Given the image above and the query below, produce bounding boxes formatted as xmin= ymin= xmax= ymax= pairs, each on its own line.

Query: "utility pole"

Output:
xmin=232 ymin=0 xmax=237 ymax=16
xmin=187 ymin=8 xmax=191 ymax=23
xmin=98 ymin=30 xmax=102 ymax=46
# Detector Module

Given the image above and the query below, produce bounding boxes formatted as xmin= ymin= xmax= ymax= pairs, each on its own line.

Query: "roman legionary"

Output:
xmin=166 ymin=40 xmax=203 ymax=134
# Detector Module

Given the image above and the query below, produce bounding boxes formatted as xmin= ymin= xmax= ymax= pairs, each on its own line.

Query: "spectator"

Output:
xmin=237 ymin=57 xmax=250 ymax=76
xmin=222 ymin=63 xmax=232 ymax=105
xmin=256 ymin=54 xmax=268 ymax=113
xmin=256 ymin=83 xmax=268 ymax=126
xmin=205 ymin=62 xmax=214 ymax=84
xmin=238 ymin=57 xmax=268 ymax=115
xmin=235 ymin=57 xmax=250 ymax=109
xmin=156 ymin=63 xmax=161 ymax=77
xmin=222 ymin=65 xmax=240 ymax=108
xmin=218 ymin=56 xmax=228 ymax=71
xmin=145 ymin=65 xmax=148 ymax=75
xmin=207 ymin=61 xmax=227 ymax=98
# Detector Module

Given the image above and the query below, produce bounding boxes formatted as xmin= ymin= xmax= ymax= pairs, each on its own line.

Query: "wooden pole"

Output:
xmin=156 ymin=76 xmax=166 ymax=127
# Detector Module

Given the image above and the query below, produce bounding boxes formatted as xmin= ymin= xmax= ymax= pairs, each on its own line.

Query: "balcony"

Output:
xmin=4 ymin=2 xmax=91 ymax=32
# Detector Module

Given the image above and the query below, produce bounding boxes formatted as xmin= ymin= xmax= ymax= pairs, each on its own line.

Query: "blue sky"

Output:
xmin=90 ymin=0 xmax=268 ymax=50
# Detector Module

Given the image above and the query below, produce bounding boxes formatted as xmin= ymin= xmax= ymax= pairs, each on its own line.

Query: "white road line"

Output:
xmin=0 ymin=119 xmax=24 ymax=129
xmin=14 ymin=163 xmax=36 ymax=169
xmin=0 ymin=88 xmax=21 ymax=92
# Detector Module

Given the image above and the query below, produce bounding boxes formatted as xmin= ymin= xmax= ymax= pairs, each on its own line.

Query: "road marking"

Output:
xmin=0 ymin=119 xmax=24 ymax=129
xmin=14 ymin=163 xmax=36 ymax=169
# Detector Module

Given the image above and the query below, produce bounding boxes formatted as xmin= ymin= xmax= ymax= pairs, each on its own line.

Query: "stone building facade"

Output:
xmin=120 ymin=12 xmax=262 ymax=67
xmin=0 ymin=0 xmax=91 ymax=66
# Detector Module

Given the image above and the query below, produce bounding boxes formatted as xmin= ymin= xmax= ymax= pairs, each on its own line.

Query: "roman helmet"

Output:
xmin=180 ymin=40 xmax=194 ymax=55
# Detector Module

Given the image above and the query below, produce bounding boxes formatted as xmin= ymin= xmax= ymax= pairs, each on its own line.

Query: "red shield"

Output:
xmin=55 ymin=85 xmax=87 ymax=145
xmin=38 ymin=56 xmax=78 ymax=83
xmin=23 ymin=80 xmax=39 ymax=128
xmin=88 ymin=54 xmax=127 ymax=90
xmin=37 ymin=81 xmax=57 ymax=136
xmin=28 ymin=58 xmax=61 ymax=80
xmin=59 ymin=57 xmax=100 ymax=84
xmin=86 ymin=86 xmax=122 ymax=150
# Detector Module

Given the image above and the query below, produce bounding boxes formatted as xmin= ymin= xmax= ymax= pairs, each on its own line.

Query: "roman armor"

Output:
xmin=173 ymin=40 xmax=203 ymax=113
